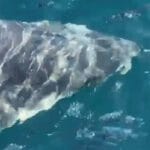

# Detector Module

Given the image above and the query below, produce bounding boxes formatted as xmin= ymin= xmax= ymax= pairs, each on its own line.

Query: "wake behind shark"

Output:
xmin=0 ymin=20 xmax=140 ymax=130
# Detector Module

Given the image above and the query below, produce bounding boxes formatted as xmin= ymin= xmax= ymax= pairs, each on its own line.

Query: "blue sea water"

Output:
xmin=0 ymin=0 xmax=150 ymax=150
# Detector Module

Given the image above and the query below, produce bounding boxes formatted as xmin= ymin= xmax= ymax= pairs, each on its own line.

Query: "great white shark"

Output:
xmin=0 ymin=20 xmax=140 ymax=131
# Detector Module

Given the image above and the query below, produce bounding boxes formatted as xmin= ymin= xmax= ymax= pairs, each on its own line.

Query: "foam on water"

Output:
xmin=64 ymin=102 xmax=84 ymax=118
xmin=0 ymin=20 xmax=140 ymax=131
xmin=75 ymin=110 xmax=145 ymax=148
xmin=4 ymin=143 xmax=25 ymax=150
xmin=114 ymin=81 xmax=123 ymax=91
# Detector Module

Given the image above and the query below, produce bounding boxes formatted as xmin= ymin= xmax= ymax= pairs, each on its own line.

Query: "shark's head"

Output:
xmin=0 ymin=20 xmax=140 ymax=131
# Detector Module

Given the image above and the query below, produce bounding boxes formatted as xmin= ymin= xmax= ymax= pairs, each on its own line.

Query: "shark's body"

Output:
xmin=0 ymin=20 xmax=139 ymax=130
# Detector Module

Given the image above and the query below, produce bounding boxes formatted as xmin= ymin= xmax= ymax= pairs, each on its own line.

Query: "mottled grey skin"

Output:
xmin=0 ymin=20 xmax=139 ymax=130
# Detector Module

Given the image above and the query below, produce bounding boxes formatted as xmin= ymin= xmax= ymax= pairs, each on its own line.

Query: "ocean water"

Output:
xmin=0 ymin=0 xmax=150 ymax=150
